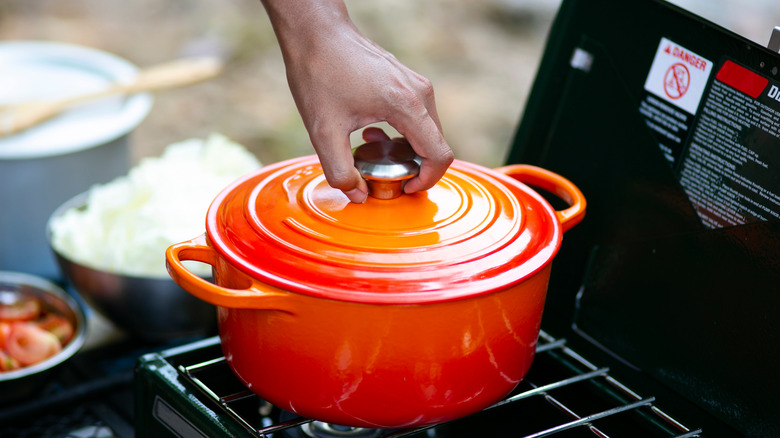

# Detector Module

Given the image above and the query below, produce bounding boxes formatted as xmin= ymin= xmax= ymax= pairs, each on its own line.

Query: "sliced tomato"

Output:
xmin=0 ymin=349 xmax=21 ymax=372
xmin=0 ymin=322 xmax=10 ymax=349
xmin=37 ymin=314 xmax=75 ymax=345
xmin=5 ymin=322 xmax=62 ymax=366
xmin=0 ymin=296 xmax=41 ymax=322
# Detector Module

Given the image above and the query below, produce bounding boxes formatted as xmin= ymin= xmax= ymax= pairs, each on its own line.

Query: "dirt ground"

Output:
xmin=0 ymin=0 xmax=560 ymax=168
xmin=1 ymin=0 xmax=778 ymax=168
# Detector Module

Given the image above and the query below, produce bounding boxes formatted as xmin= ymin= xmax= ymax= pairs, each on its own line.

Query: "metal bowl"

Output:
xmin=47 ymin=192 xmax=217 ymax=342
xmin=0 ymin=271 xmax=87 ymax=403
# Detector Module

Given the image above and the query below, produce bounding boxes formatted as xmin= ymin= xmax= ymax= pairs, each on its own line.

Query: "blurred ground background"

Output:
xmin=1 ymin=0 xmax=778 ymax=168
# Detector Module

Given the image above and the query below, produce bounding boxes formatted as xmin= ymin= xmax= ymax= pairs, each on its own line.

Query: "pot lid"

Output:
xmin=207 ymin=141 xmax=566 ymax=304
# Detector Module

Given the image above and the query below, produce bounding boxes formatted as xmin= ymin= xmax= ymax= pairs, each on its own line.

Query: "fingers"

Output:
xmin=311 ymin=128 xmax=368 ymax=204
xmin=343 ymin=186 xmax=368 ymax=204
xmin=403 ymin=130 xmax=454 ymax=194
xmin=317 ymin=121 xmax=452 ymax=202
xmin=361 ymin=127 xmax=392 ymax=142
xmin=359 ymin=124 xmax=454 ymax=196
xmin=386 ymin=85 xmax=454 ymax=193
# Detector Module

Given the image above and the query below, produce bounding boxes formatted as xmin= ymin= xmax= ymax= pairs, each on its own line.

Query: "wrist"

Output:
xmin=261 ymin=0 xmax=355 ymax=55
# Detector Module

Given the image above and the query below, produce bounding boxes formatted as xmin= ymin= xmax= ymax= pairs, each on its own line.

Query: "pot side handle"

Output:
xmin=495 ymin=164 xmax=586 ymax=232
xmin=165 ymin=234 xmax=294 ymax=312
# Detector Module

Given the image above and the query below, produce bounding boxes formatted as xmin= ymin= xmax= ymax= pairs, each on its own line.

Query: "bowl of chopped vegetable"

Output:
xmin=0 ymin=271 xmax=87 ymax=403
xmin=47 ymin=191 xmax=218 ymax=342
xmin=46 ymin=134 xmax=259 ymax=341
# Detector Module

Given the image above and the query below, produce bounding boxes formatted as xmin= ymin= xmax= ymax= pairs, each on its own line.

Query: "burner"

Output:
xmin=278 ymin=410 xmax=384 ymax=438
xmin=301 ymin=422 xmax=383 ymax=438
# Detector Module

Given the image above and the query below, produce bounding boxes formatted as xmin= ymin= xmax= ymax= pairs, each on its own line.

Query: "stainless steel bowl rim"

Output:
xmin=0 ymin=271 xmax=87 ymax=381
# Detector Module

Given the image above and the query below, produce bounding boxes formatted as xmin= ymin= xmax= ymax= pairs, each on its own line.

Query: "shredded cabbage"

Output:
xmin=50 ymin=133 xmax=262 ymax=278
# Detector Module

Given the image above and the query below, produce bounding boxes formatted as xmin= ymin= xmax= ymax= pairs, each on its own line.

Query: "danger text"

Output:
xmin=671 ymin=46 xmax=707 ymax=71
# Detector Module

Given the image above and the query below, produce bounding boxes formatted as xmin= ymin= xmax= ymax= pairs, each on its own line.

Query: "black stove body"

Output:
xmin=507 ymin=0 xmax=780 ymax=435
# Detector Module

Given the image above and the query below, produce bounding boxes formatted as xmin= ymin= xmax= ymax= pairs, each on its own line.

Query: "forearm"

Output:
xmin=257 ymin=0 xmax=454 ymax=201
xmin=260 ymin=0 xmax=355 ymax=59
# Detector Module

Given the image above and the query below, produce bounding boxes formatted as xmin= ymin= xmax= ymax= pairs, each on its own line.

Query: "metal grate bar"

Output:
xmin=256 ymin=416 xmax=311 ymax=437
xmin=179 ymin=363 xmax=266 ymax=436
xmin=178 ymin=363 xmax=254 ymax=403
xmin=183 ymin=356 xmax=226 ymax=371
xmin=671 ymin=431 xmax=705 ymax=438
xmin=220 ymin=391 xmax=258 ymax=405
xmin=179 ymin=364 xmax=221 ymax=401
xmin=537 ymin=330 xmax=700 ymax=437
xmin=538 ymin=390 xmax=611 ymax=438
xmin=535 ymin=337 xmax=567 ymax=353
xmin=494 ymin=367 xmax=609 ymax=406
xmin=525 ymin=397 xmax=655 ymax=438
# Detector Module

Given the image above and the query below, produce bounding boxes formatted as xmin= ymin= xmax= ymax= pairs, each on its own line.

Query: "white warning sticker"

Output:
xmin=644 ymin=37 xmax=713 ymax=115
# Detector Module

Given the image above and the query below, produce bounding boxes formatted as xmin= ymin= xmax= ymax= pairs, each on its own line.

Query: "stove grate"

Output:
xmin=178 ymin=330 xmax=702 ymax=438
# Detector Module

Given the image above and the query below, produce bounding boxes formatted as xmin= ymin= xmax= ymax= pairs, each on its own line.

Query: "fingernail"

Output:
xmin=345 ymin=188 xmax=368 ymax=204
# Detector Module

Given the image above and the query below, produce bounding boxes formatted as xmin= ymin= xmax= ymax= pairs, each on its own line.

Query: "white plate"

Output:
xmin=0 ymin=41 xmax=153 ymax=159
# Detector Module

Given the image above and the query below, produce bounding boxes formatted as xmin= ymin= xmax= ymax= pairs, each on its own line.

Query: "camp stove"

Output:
xmin=136 ymin=0 xmax=779 ymax=436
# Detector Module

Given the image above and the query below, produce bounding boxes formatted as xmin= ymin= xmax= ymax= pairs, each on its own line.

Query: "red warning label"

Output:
xmin=644 ymin=38 xmax=713 ymax=114
xmin=715 ymin=60 xmax=769 ymax=98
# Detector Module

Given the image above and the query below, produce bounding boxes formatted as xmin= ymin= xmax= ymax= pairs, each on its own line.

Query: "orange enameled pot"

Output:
xmin=166 ymin=142 xmax=585 ymax=428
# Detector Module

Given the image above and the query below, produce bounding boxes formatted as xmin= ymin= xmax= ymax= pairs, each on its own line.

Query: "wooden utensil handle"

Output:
xmin=117 ymin=57 xmax=223 ymax=94
xmin=66 ymin=56 xmax=223 ymax=105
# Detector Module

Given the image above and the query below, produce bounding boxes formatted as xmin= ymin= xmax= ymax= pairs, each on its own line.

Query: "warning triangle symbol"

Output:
xmin=664 ymin=45 xmax=671 ymax=55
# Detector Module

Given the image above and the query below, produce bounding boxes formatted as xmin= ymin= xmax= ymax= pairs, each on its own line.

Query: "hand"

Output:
xmin=261 ymin=0 xmax=454 ymax=203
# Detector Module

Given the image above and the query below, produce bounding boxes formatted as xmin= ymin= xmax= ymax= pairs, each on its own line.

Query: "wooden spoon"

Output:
xmin=0 ymin=56 xmax=224 ymax=137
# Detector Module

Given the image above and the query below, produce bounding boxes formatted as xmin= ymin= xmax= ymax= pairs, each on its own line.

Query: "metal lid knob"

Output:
xmin=353 ymin=140 xmax=420 ymax=199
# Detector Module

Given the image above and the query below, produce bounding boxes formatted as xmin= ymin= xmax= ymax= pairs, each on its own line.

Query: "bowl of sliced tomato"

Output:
xmin=0 ymin=271 xmax=87 ymax=403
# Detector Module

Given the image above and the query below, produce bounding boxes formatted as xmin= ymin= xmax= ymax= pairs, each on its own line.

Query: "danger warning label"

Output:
xmin=644 ymin=38 xmax=713 ymax=115
xmin=640 ymin=38 xmax=715 ymax=167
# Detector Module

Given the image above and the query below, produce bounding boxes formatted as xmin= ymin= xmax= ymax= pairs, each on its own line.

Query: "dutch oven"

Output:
xmin=166 ymin=138 xmax=586 ymax=428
